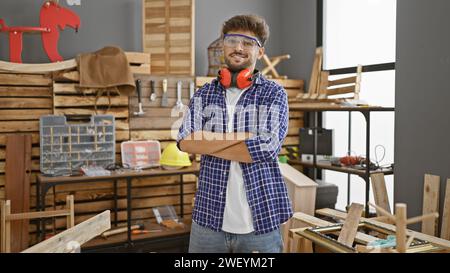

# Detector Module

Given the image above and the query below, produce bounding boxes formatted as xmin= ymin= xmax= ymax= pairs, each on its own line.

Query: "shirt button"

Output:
xmin=223 ymin=171 xmax=227 ymax=176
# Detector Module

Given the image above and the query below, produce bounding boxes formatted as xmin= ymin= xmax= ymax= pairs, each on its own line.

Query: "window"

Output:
xmin=322 ymin=0 xmax=396 ymax=211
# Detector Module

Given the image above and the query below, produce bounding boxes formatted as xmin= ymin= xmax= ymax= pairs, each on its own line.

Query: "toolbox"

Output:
xmin=39 ymin=115 xmax=115 ymax=176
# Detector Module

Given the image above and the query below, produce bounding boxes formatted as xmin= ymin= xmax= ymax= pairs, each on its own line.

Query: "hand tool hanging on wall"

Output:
xmin=134 ymin=79 xmax=145 ymax=116
xmin=149 ymin=80 xmax=156 ymax=101
xmin=189 ymin=80 xmax=195 ymax=99
xmin=161 ymin=79 xmax=168 ymax=107
xmin=176 ymin=81 xmax=184 ymax=110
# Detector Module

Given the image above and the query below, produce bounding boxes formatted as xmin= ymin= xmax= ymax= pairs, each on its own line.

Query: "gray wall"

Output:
xmin=395 ymin=0 xmax=450 ymax=231
xmin=195 ymin=0 xmax=316 ymax=79
xmin=0 ymin=0 xmax=142 ymax=63
xmin=0 ymin=0 xmax=316 ymax=79
xmin=279 ymin=0 xmax=316 ymax=81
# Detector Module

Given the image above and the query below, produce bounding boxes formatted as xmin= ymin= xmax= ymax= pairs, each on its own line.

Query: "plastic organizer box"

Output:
xmin=121 ymin=140 xmax=161 ymax=169
xmin=39 ymin=115 xmax=115 ymax=176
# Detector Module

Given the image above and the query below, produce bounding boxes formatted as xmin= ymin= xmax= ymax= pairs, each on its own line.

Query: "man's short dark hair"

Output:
xmin=221 ymin=14 xmax=270 ymax=46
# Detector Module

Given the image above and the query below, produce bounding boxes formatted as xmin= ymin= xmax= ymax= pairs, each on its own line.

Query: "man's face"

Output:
xmin=223 ymin=30 xmax=265 ymax=72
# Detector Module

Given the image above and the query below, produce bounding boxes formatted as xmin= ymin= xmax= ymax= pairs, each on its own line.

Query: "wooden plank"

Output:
xmin=0 ymin=121 xmax=39 ymax=133
xmin=53 ymin=96 xmax=129 ymax=107
xmin=69 ymin=194 xmax=194 ymax=214
xmin=130 ymin=64 xmax=151 ymax=75
xmin=126 ymin=52 xmax=151 ymax=64
xmin=422 ymin=174 xmax=440 ymax=236
xmin=328 ymin=76 xmax=357 ymax=87
xmin=370 ymin=173 xmax=391 ymax=215
xmin=0 ymin=159 xmax=39 ymax=174
xmin=283 ymin=136 xmax=299 ymax=146
xmin=6 ymin=209 xmax=71 ymax=221
xmin=115 ymin=120 xmax=130 ymax=131
xmin=0 ymin=199 xmax=11 ymax=252
xmin=395 ymin=204 xmax=407 ymax=253
xmin=0 ymin=98 xmax=52 ymax=109
xmin=318 ymin=71 xmax=329 ymax=95
xmin=0 ymin=110 xmax=52 ymax=121
xmin=337 ymin=203 xmax=364 ymax=247
xmin=22 ymin=210 xmax=110 ymax=253
xmin=5 ymin=135 xmax=32 ymax=252
xmin=441 ymin=179 xmax=450 ymax=240
xmin=129 ymin=107 xmax=184 ymax=118
xmin=0 ymin=86 xmax=52 ymax=97
xmin=279 ymin=163 xmax=317 ymax=252
xmin=53 ymin=107 xmax=129 ymax=119
xmin=0 ymin=73 xmax=52 ymax=86
xmin=131 ymin=86 xmax=193 ymax=99
xmin=289 ymin=111 xmax=304 ymax=119
xmin=307 ymin=47 xmax=322 ymax=95
xmin=130 ymin=116 xmax=181 ymax=130
xmin=0 ymin=60 xmax=76 ymax=74
xmin=326 ymin=86 xmax=355 ymax=96
xmin=291 ymin=212 xmax=377 ymax=244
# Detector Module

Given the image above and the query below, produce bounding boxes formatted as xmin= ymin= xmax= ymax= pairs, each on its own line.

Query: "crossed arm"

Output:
xmin=178 ymin=131 xmax=254 ymax=163
xmin=177 ymin=85 xmax=288 ymax=164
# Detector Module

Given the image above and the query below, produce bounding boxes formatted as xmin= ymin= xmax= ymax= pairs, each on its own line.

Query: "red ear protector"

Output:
xmin=218 ymin=68 xmax=254 ymax=89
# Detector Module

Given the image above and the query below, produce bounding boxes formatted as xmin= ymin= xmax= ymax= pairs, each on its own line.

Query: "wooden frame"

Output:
xmin=142 ymin=0 xmax=195 ymax=76
xmin=261 ymin=54 xmax=290 ymax=79
xmin=295 ymin=221 xmax=439 ymax=253
xmin=294 ymin=47 xmax=362 ymax=102
xmin=1 ymin=195 xmax=75 ymax=253
xmin=316 ymin=206 xmax=450 ymax=252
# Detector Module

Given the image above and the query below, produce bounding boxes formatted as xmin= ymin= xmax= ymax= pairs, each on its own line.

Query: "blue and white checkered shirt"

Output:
xmin=177 ymin=73 xmax=293 ymax=234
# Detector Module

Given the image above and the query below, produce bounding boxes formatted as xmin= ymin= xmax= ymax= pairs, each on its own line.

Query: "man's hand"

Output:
xmin=179 ymin=131 xmax=254 ymax=163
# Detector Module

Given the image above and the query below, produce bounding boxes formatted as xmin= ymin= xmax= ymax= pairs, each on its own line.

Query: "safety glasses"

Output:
xmin=223 ymin=34 xmax=262 ymax=50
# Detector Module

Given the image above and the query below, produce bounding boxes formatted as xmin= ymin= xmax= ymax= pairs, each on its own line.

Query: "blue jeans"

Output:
xmin=189 ymin=221 xmax=283 ymax=253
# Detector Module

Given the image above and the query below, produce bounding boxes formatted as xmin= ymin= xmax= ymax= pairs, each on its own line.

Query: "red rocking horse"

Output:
xmin=0 ymin=1 xmax=80 ymax=63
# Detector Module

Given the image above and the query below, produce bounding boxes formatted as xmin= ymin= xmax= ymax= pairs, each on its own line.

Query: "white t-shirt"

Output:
xmin=221 ymin=87 xmax=254 ymax=234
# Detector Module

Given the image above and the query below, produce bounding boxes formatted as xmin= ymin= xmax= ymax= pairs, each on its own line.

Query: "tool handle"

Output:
xmin=177 ymin=81 xmax=182 ymax=100
xmin=136 ymin=79 xmax=142 ymax=102
xmin=150 ymin=80 xmax=155 ymax=95
xmin=162 ymin=79 xmax=168 ymax=93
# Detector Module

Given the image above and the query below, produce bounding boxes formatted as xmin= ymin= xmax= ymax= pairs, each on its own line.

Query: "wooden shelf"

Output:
xmin=288 ymin=159 xmax=394 ymax=177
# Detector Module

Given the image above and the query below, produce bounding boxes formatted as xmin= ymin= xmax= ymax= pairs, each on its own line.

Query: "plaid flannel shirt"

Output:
xmin=177 ymin=73 xmax=293 ymax=234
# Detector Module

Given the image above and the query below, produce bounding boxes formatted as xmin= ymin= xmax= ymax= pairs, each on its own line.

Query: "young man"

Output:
xmin=177 ymin=14 xmax=292 ymax=253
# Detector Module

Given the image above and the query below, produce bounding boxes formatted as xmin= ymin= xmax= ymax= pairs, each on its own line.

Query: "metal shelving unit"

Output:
xmin=288 ymin=104 xmax=395 ymax=217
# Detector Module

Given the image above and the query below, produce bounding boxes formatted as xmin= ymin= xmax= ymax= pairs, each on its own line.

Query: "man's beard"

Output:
xmin=224 ymin=52 xmax=254 ymax=72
